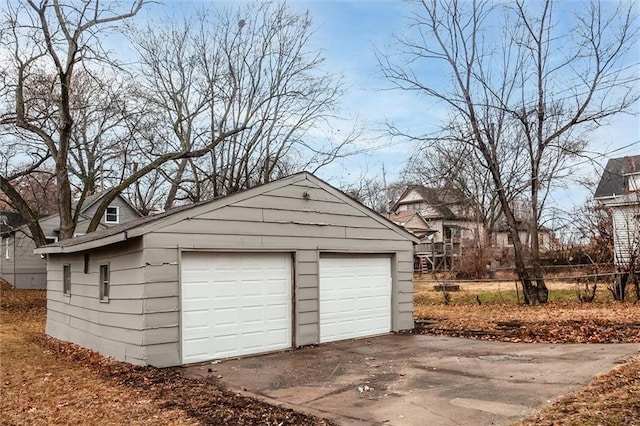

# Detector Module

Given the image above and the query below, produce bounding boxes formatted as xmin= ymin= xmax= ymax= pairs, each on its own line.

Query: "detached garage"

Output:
xmin=37 ymin=172 xmax=417 ymax=367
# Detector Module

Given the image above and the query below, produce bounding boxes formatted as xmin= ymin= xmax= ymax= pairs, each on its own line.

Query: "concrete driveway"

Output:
xmin=184 ymin=335 xmax=639 ymax=425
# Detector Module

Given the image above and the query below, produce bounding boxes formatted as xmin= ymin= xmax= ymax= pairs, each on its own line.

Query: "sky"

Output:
xmin=284 ymin=0 xmax=640 ymax=212
xmin=147 ymin=1 xmax=639 ymax=215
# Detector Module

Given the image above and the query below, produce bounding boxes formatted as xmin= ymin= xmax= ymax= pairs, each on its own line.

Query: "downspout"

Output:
xmin=13 ymin=233 xmax=16 ymax=287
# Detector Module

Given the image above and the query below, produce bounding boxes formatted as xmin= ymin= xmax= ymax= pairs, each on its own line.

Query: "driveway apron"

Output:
xmin=184 ymin=334 xmax=639 ymax=425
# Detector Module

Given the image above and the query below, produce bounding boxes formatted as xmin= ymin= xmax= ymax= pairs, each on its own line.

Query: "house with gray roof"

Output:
xmin=1 ymin=192 xmax=140 ymax=289
xmin=594 ymin=155 xmax=640 ymax=267
xmin=392 ymin=185 xmax=484 ymax=271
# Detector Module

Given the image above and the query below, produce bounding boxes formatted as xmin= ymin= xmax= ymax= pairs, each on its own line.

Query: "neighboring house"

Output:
xmin=1 ymin=192 xmax=140 ymax=289
xmin=594 ymin=155 xmax=640 ymax=266
xmin=494 ymin=220 xmax=553 ymax=252
xmin=35 ymin=172 xmax=418 ymax=367
xmin=392 ymin=185 xmax=483 ymax=270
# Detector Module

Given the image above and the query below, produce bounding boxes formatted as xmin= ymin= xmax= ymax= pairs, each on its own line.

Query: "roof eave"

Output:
xmin=35 ymin=232 xmax=129 ymax=254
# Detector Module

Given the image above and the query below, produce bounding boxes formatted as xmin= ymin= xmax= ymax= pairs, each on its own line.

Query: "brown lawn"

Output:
xmin=0 ymin=280 xmax=333 ymax=426
xmin=2 ymin=278 xmax=639 ymax=425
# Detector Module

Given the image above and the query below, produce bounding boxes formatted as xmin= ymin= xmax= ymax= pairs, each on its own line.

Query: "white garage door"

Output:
xmin=181 ymin=252 xmax=292 ymax=364
xmin=319 ymin=256 xmax=392 ymax=343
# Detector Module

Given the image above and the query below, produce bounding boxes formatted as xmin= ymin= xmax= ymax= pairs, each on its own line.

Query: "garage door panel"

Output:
xmin=320 ymin=256 xmax=392 ymax=343
xmin=181 ymin=252 xmax=292 ymax=364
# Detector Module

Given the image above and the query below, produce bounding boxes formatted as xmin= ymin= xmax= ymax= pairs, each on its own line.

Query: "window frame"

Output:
xmin=99 ymin=263 xmax=110 ymax=302
xmin=104 ymin=206 xmax=120 ymax=224
xmin=63 ymin=263 xmax=71 ymax=296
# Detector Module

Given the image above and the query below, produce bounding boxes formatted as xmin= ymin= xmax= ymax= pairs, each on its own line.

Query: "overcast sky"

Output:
xmin=154 ymin=0 xmax=639 ymax=214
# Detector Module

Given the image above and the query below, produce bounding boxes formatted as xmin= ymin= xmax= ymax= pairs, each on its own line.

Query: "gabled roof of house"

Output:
xmin=36 ymin=172 xmax=419 ymax=254
xmin=382 ymin=210 xmax=433 ymax=229
xmin=80 ymin=190 xmax=140 ymax=216
xmin=12 ymin=191 xmax=138 ymax=231
xmin=393 ymin=185 xmax=471 ymax=220
xmin=594 ymin=155 xmax=640 ymax=199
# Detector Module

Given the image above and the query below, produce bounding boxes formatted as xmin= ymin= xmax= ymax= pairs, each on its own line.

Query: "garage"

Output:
xmin=181 ymin=252 xmax=292 ymax=364
xmin=319 ymin=256 xmax=392 ymax=343
xmin=39 ymin=172 xmax=417 ymax=367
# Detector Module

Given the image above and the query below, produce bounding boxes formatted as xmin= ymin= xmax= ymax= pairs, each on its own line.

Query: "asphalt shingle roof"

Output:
xmin=594 ymin=155 xmax=640 ymax=199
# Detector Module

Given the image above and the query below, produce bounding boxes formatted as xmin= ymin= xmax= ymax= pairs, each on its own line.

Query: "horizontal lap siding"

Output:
xmin=142 ymin=257 xmax=181 ymax=367
xmin=395 ymin=250 xmax=415 ymax=330
xmin=2 ymin=233 xmax=47 ymax=289
xmin=296 ymin=249 xmax=319 ymax=344
xmin=46 ymin=239 xmax=147 ymax=365
xmin=144 ymin=179 xmax=414 ymax=359
xmin=48 ymin=177 xmax=414 ymax=367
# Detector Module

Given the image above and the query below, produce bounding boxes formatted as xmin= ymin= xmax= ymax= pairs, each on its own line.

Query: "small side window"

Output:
xmin=99 ymin=264 xmax=110 ymax=302
xmin=83 ymin=253 xmax=90 ymax=274
xmin=4 ymin=238 xmax=9 ymax=260
xmin=63 ymin=264 xmax=71 ymax=295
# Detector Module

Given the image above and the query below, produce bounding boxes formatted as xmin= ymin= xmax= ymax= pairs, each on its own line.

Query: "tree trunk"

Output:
xmin=526 ymin=177 xmax=548 ymax=304
xmin=610 ymin=273 xmax=628 ymax=301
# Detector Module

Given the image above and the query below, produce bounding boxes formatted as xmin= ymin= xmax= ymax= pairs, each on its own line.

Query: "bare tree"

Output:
xmin=0 ymin=0 xmax=148 ymax=243
xmin=403 ymin=137 xmax=527 ymax=244
xmin=380 ymin=0 xmax=638 ymax=304
xmin=128 ymin=2 xmax=354 ymax=208
xmin=0 ymin=1 xmax=252 ymax=242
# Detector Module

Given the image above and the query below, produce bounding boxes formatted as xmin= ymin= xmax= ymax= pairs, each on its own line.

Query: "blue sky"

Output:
xmin=285 ymin=0 xmax=640 ymax=209
xmin=150 ymin=0 xmax=639 ymax=212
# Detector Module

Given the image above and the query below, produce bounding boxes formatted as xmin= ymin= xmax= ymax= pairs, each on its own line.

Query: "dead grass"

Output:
xmin=0 ymin=280 xmax=333 ymax=426
xmin=517 ymin=356 xmax=640 ymax=426
xmin=414 ymin=282 xmax=640 ymax=344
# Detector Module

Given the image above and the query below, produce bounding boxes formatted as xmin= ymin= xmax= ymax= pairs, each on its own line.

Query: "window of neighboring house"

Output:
xmin=4 ymin=237 xmax=9 ymax=260
xmin=104 ymin=206 xmax=119 ymax=224
xmin=444 ymin=227 xmax=452 ymax=240
xmin=507 ymin=233 xmax=513 ymax=245
xmin=83 ymin=253 xmax=90 ymax=274
xmin=45 ymin=237 xmax=57 ymax=245
xmin=99 ymin=264 xmax=110 ymax=302
xmin=63 ymin=264 xmax=71 ymax=295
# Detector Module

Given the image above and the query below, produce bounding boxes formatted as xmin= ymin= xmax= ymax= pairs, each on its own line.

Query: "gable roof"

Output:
xmin=10 ymin=191 xmax=139 ymax=233
xmin=36 ymin=172 xmax=419 ymax=254
xmin=393 ymin=185 xmax=471 ymax=219
xmin=382 ymin=210 xmax=432 ymax=229
xmin=594 ymin=155 xmax=640 ymax=199
xmin=80 ymin=190 xmax=141 ymax=216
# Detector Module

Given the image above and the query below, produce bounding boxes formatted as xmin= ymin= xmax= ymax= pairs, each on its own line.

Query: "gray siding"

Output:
xmin=2 ymin=195 xmax=139 ymax=289
xmin=141 ymin=179 xmax=414 ymax=366
xmin=46 ymin=238 xmax=148 ymax=365
xmin=80 ymin=195 xmax=139 ymax=228
xmin=1 ymin=215 xmax=60 ymax=289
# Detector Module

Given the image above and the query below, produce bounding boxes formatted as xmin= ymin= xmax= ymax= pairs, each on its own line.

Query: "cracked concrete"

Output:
xmin=184 ymin=334 xmax=639 ymax=425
